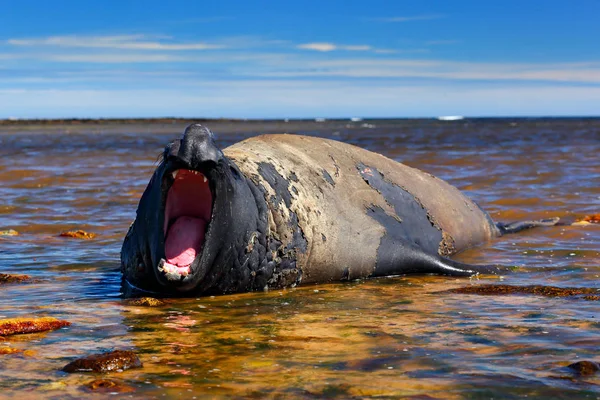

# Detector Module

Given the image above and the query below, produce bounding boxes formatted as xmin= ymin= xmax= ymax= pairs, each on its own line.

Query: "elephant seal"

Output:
xmin=121 ymin=124 xmax=558 ymax=295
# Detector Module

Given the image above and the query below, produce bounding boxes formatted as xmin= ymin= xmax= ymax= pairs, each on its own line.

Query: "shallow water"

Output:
xmin=0 ymin=119 xmax=599 ymax=399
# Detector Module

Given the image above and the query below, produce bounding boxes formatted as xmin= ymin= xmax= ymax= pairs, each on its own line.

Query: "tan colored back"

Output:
xmin=225 ymin=134 xmax=497 ymax=284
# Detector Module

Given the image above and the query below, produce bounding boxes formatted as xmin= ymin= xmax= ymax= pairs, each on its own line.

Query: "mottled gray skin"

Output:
xmin=224 ymin=134 xmax=501 ymax=286
xmin=122 ymin=126 xmax=557 ymax=295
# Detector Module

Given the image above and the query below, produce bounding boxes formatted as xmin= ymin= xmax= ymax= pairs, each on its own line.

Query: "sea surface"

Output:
xmin=0 ymin=118 xmax=599 ymax=399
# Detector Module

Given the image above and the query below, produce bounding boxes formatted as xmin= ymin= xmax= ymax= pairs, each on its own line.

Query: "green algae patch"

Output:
xmin=124 ymin=297 xmax=166 ymax=307
xmin=0 ymin=273 xmax=31 ymax=285
xmin=0 ymin=229 xmax=18 ymax=236
xmin=0 ymin=317 xmax=70 ymax=336
xmin=448 ymin=284 xmax=599 ymax=299
xmin=62 ymin=350 xmax=142 ymax=373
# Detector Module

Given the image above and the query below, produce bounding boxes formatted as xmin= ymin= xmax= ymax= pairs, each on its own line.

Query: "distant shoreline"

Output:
xmin=2 ymin=116 xmax=599 ymax=126
xmin=0 ymin=117 xmax=245 ymax=126
xmin=2 ymin=116 xmax=599 ymax=136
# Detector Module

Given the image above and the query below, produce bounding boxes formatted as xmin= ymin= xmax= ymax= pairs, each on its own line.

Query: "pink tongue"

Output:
xmin=165 ymin=216 xmax=206 ymax=267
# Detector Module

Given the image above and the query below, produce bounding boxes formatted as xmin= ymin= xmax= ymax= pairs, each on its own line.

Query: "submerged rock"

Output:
xmin=62 ymin=350 xmax=142 ymax=373
xmin=0 ymin=273 xmax=31 ymax=285
xmin=59 ymin=230 xmax=96 ymax=239
xmin=567 ymin=361 xmax=600 ymax=376
xmin=0 ymin=317 xmax=70 ymax=336
xmin=85 ymin=378 xmax=135 ymax=393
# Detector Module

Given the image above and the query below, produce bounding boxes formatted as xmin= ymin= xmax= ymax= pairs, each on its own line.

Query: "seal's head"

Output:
xmin=121 ymin=124 xmax=267 ymax=295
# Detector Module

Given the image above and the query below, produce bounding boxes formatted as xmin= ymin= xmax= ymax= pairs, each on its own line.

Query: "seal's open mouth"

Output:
xmin=162 ymin=169 xmax=212 ymax=277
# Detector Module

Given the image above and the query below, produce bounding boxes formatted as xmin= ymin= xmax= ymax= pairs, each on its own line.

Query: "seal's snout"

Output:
xmin=177 ymin=124 xmax=223 ymax=169
xmin=156 ymin=124 xmax=222 ymax=287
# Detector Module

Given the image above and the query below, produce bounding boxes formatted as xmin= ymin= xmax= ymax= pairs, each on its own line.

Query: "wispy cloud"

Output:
xmin=0 ymin=53 xmax=25 ymax=60
xmin=7 ymin=35 xmax=225 ymax=51
xmin=2 ymin=83 xmax=600 ymax=119
xmin=375 ymin=14 xmax=445 ymax=22
xmin=248 ymin=58 xmax=600 ymax=84
xmin=44 ymin=54 xmax=187 ymax=63
xmin=297 ymin=42 xmax=377 ymax=52
xmin=4 ymin=51 xmax=600 ymax=85
xmin=296 ymin=42 xmax=428 ymax=54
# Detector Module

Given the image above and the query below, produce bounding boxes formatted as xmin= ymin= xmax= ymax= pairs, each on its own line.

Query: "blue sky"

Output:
xmin=1 ymin=0 xmax=599 ymax=119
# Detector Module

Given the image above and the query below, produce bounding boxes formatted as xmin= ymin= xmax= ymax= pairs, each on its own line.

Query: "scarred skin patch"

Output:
xmin=357 ymin=163 xmax=443 ymax=255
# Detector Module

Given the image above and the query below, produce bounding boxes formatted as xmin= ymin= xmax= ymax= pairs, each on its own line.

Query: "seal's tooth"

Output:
xmin=203 ymin=176 xmax=207 ymax=183
xmin=172 ymin=170 xmax=179 ymax=180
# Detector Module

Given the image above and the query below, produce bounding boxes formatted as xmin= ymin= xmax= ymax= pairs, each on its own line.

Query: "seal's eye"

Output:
xmin=162 ymin=169 xmax=212 ymax=276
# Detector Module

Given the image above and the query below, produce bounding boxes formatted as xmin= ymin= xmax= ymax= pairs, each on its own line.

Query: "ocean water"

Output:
xmin=0 ymin=118 xmax=598 ymax=398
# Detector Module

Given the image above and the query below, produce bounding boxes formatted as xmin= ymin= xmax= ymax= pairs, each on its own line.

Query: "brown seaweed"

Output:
xmin=572 ymin=213 xmax=600 ymax=225
xmin=0 ymin=274 xmax=31 ymax=285
xmin=59 ymin=230 xmax=96 ymax=239
xmin=124 ymin=297 xmax=166 ymax=307
xmin=0 ymin=347 xmax=22 ymax=355
xmin=448 ymin=284 xmax=599 ymax=299
xmin=0 ymin=317 xmax=70 ymax=336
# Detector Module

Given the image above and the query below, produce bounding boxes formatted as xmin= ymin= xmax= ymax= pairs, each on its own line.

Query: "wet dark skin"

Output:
xmin=121 ymin=125 xmax=269 ymax=295
xmin=121 ymin=124 xmax=558 ymax=296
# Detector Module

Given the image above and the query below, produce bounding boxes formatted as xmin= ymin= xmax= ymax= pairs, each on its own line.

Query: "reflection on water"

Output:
xmin=0 ymin=119 xmax=599 ymax=398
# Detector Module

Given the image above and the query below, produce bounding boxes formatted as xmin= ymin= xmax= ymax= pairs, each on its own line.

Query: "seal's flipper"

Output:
xmin=371 ymin=240 xmax=506 ymax=278
xmin=497 ymin=217 xmax=560 ymax=235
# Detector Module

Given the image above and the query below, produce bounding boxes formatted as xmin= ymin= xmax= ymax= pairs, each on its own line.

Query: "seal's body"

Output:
xmin=225 ymin=134 xmax=498 ymax=286
xmin=121 ymin=124 xmax=556 ymax=295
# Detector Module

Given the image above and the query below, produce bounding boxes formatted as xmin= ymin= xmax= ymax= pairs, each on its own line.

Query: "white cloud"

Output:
xmin=7 ymin=35 xmax=225 ymax=51
xmin=297 ymin=42 xmax=373 ymax=52
xmin=3 ymin=43 xmax=600 ymax=84
xmin=296 ymin=42 xmax=426 ymax=53
xmin=297 ymin=42 xmax=337 ymax=52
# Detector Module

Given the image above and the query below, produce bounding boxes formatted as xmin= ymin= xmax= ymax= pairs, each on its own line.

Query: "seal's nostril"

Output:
xmin=178 ymin=124 xmax=223 ymax=168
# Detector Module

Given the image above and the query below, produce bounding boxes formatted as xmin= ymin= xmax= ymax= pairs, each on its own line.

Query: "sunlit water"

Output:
xmin=0 ymin=119 xmax=598 ymax=399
